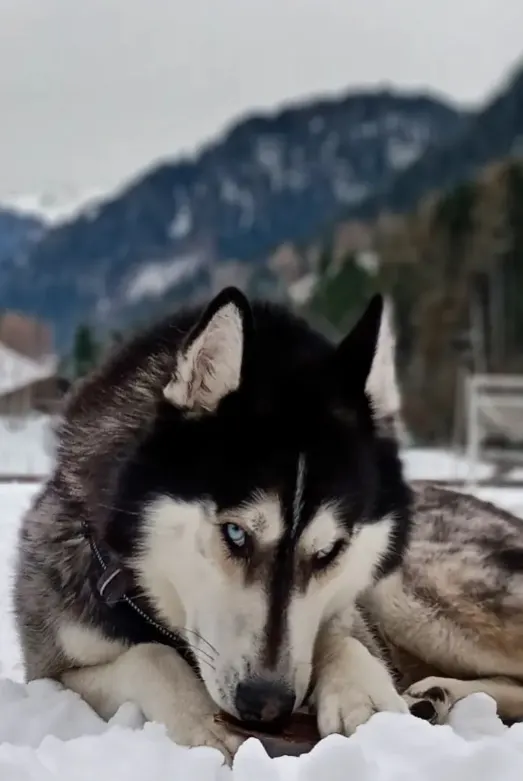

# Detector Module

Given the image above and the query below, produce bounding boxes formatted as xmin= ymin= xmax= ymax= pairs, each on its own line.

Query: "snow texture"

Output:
xmin=125 ymin=254 xmax=204 ymax=302
xmin=2 ymin=454 xmax=523 ymax=777
xmin=0 ymin=415 xmax=55 ymax=477
xmin=0 ymin=344 xmax=57 ymax=397
xmin=2 ymin=187 xmax=107 ymax=225
xmin=2 ymin=678 xmax=523 ymax=780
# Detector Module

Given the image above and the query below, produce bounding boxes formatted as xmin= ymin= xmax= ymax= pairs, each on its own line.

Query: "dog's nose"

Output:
xmin=234 ymin=679 xmax=296 ymax=726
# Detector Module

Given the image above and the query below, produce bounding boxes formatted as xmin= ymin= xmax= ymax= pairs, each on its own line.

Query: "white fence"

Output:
xmin=465 ymin=373 xmax=523 ymax=489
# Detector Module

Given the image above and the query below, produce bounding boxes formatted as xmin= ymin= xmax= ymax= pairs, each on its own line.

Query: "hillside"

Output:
xmin=0 ymin=90 xmax=467 ymax=348
xmin=305 ymin=157 xmax=523 ymax=443
xmin=340 ymin=62 xmax=523 ymax=222
xmin=0 ymin=209 xmax=44 ymax=270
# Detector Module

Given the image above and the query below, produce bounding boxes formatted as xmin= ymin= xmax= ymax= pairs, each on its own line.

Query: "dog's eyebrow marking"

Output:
xmin=250 ymin=512 xmax=268 ymax=535
xmin=291 ymin=453 xmax=307 ymax=538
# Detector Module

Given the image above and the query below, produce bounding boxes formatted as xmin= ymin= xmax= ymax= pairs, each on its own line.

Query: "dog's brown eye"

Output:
xmin=310 ymin=539 xmax=346 ymax=572
xmin=221 ymin=523 xmax=252 ymax=558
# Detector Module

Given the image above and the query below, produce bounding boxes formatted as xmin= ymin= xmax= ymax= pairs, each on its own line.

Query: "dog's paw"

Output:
xmin=403 ymin=677 xmax=455 ymax=725
xmin=313 ymin=639 xmax=408 ymax=737
xmin=144 ymin=663 xmax=244 ymax=762
xmin=170 ymin=713 xmax=244 ymax=763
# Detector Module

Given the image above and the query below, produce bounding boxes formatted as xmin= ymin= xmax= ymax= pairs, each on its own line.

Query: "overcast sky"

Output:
xmin=0 ymin=0 xmax=522 ymax=202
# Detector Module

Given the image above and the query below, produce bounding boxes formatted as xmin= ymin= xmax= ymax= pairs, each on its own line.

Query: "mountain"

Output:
xmin=0 ymin=208 xmax=45 ymax=269
xmin=337 ymin=63 xmax=523 ymax=223
xmin=0 ymin=89 xmax=468 ymax=348
xmin=3 ymin=188 xmax=107 ymax=226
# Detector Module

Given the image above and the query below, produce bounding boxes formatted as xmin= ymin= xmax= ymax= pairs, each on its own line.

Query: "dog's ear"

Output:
xmin=334 ymin=294 xmax=400 ymax=418
xmin=163 ymin=287 xmax=252 ymax=414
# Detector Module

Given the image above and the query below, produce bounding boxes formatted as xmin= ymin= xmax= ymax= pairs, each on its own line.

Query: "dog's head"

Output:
xmin=113 ymin=287 xmax=411 ymax=727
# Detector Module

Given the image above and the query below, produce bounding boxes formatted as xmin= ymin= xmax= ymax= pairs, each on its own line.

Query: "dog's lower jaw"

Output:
xmin=61 ymin=643 xmax=243 ymax=763
xmin=312 ymin=634 xmax=408 ymax=737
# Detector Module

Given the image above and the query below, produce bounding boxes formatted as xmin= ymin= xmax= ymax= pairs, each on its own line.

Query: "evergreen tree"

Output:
xmin=72 ymin=324 xmax=99 ymax=379
xmin=309 ymin=252 xmax=377 ymax=332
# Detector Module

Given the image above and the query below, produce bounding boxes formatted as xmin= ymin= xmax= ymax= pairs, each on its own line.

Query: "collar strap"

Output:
xmin=80 ymin=518 xmax=182 ymax=647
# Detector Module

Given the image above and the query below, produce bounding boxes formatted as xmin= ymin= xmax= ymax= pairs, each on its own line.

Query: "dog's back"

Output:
xmin=362 ymin=480 xmax=523 ymax=724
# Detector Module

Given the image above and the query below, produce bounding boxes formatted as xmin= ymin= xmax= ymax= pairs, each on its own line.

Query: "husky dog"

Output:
xmin=13 ymin=288 xmax=523 ymax=761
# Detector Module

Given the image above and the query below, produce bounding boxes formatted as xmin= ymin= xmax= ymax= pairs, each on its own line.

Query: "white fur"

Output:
xmin=61 ymin=642 xmax=243 ymax=761
xmin=59 ymin=623 xmax=127 ymax=666
xmin=132 ymin=493 xmax=287 ymax=713
xmin=284 ymin=514 xmax=396 ymax=712
xmin=59 ymin=498 xmax=401 ymax=745
xmin=299 ymin=506 xmax=341 ymax=556
xmin=365 ymin=296 xmax=401 ymax=419
xmin=163 ymin=302 xmax=244 ymax=413
xmin=326 ymin=514 xmax=396 ymax=616
xmin=130 ymin=498 xmax=198 ymax=634
xmin=131 ymin=492 xmax=396 ymax=720
xmin=221 ymin=493 xmax=284 ymax=544
xmin=313 ymin=632 xmax=408 ymax=736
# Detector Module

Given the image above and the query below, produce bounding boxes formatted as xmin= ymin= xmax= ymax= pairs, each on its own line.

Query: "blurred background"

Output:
xmin=1 ymin=0 xmax=523 ymax=497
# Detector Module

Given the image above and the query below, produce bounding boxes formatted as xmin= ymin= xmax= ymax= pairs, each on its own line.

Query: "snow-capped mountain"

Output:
xmin=0 ymin=209 xmax=45 ymax=268
xmin=0 ymin=88 xmax=470 ymax=347
xmin=2 ymin=187 xmax=107 ymax=226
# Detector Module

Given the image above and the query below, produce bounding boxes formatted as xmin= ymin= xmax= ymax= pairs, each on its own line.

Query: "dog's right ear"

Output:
xmin=333 ymin=294 xmax=400 ymax=419
xmin=163 ymin=287 xmax=252 ymax=414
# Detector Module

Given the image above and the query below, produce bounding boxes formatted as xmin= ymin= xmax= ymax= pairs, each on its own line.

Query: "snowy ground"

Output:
xmin=2 ymin=452 xmax=523 ymax=778
xmin=0 ymin=415 xmax=55 ymax=478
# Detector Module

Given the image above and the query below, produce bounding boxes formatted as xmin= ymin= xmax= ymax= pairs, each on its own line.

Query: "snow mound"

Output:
xmin=1 ymin=679 xmax=523 ymax=780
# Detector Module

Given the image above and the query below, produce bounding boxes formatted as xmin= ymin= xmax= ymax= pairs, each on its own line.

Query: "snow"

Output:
xmin=402 ymin=447 xmax=495 ymax=483
xmin=2 ymin=188 xmax=107 ymax=225
xmin=125 ymin=254 xmax=204 ymax=302
xmin=402 ymin=448 xmax=523 ymax=517
xmin=169 ymin=203 xmax=193 ymax=239
xmin=387 ymin=137 xmax=423 ymax=170
xmin=2 ymin=448 xmax=523 ymax=777
xmin=0 ymin=484 xmax=40 ymax=681
xmin=288 ymin=273 xmax=318 ymax=306
xmin=0 ymin=344 xmax=57 ymax=397
xmin=220 ymin=180 xmax=255 ymax=228
xmin=332 ymin=176 xmax=369 ymax=205
xmin=256 ymin=137 xmax=285 ymax=190
xmin=2 ymin=673 xmax=523 ymax=780
xmin=0 ymin=415 xmax=55 ymax=478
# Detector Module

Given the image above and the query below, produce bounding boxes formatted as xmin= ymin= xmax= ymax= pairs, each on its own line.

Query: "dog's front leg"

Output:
xmin=312 ymin=615 xmax=408 ymax=737
xmin=62 ymin=642 xmax=243 ymax=761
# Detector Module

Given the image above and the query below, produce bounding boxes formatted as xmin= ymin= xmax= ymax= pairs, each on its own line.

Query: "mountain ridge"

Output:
xmin=0 ymin=86 xmax=469 ymax=348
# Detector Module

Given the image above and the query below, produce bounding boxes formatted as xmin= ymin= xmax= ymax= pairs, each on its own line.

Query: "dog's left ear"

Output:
xmin=334 ymin=294 xmax=400 ymax=418
xmin=164 ymin=287 xmax=252 ymax=414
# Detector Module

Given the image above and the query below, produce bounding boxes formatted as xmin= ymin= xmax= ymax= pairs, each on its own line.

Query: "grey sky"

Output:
xmin=0 ymin=0 xmax=522 ymax=202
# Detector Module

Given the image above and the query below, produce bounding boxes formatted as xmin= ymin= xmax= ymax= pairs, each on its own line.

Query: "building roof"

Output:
xmin=0 ymin=342 xmax=58 ymax=397
xmin=0 ymin=311 xmax=53 ymax=360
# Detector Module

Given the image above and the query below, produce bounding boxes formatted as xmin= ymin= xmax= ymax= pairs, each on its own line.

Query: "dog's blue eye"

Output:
xmin=223 ymin=523 xmax=247 ymax=548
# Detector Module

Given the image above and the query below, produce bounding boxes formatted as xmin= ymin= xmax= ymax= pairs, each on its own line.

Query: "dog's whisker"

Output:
xmin=180 ymin=628 xmax=219 ymax=658
xmin=181 ymin=641 xmax=217 ymax=671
